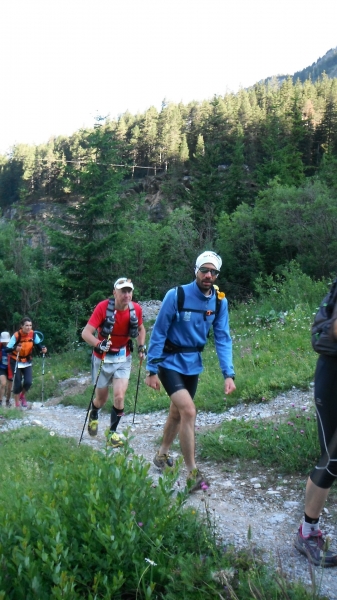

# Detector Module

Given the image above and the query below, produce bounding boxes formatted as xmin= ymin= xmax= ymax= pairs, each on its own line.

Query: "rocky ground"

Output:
xmin=1 ymin=382 xmax=337 ymax=599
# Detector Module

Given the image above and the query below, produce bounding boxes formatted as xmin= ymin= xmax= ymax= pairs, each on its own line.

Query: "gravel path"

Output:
xmin=1 ymin=384 xmax=337 ymax=599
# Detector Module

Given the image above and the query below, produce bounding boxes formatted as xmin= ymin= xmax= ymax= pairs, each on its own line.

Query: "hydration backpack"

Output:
xmin=176 ymin=285 xmax=222 ymax=320
xmin=311 ymin=279 xmax=337 ymax=356
xmin=100 ymin=298 xmax=139 ymax=339
xmin=163 ymin=284 xmax=225 ymax=354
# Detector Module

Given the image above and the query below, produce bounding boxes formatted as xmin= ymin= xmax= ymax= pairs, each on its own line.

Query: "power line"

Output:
xmin=27 ymin=158 xmax=164 ymax=170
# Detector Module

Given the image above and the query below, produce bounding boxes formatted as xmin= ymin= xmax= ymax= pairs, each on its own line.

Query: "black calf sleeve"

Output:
xmin=110 ymin=406 xmax=124 ymax=431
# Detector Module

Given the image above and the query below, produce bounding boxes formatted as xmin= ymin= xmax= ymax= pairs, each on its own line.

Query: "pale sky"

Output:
xmin=1 ymin=0 xmax=337 ymax=154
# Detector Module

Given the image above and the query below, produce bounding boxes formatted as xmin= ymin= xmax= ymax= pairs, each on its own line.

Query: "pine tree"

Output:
xmin=48 ymin=122 xmax=125 ymax=304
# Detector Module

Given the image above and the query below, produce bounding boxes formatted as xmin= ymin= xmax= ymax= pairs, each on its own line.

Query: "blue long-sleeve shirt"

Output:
xmin=146 ymin=281 xmax=235 ymax=378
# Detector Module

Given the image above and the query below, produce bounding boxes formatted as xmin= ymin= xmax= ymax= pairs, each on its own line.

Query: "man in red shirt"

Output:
xmin=82 ymin=277 xmax=146 ymax=448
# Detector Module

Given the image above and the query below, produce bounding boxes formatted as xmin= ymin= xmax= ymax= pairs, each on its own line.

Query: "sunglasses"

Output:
xmin=198 ymin=267 xmax=220 ymax=276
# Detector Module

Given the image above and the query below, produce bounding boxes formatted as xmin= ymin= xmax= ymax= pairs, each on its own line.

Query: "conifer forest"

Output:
xmin=1 ymin=74 xmax=337 ymax=350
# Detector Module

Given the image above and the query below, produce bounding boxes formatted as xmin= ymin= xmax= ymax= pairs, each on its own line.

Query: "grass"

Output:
xmin=198 ymin=407 xmax=319 ymax=474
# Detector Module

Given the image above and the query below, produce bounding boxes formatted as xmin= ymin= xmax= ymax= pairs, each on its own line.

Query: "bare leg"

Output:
xmin=305 ymin=477 xmax=330 ymax=519
xmin=93 ymin=387 xmax=109 ymax=408
xmin=0 ymin=374 xmax=5 ymax=404
xmin=160 ymin=389 xmax=196 ymax=472
xmin=159 ymin=401 xmax=181 ymax=452
xmin=112 ymin=378 xmax=129 ymax=410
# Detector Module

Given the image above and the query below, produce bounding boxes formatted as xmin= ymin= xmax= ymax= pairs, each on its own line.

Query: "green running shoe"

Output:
xmin=88 ymin=409 xmax=99 ymax=437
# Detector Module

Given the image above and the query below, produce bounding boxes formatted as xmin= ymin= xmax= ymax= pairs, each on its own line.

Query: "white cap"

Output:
xmin=195 ymin=251 xmax=222 ymax=275
xmin=114 ymin=277 xmax=134 ymax=290
xmin=0 ymin=331 xmax=10 ymax=343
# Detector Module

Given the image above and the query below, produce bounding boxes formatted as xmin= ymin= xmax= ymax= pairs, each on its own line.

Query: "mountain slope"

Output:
xmin=293 ymin=46 xmax=337 ymax=82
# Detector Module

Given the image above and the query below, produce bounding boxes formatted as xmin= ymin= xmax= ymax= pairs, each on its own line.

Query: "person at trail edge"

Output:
xmin=6 ymin=318 xmax=47 ymax=408
xmin=294 ymin=305 xmax=337 ymax=567
xmin=0 ymin=331 xmax=12 ymax=407
xmin=82 ymin=277 xmax=146 ymax=448
xmin=145 ymin=251 xmax=236 ymax=492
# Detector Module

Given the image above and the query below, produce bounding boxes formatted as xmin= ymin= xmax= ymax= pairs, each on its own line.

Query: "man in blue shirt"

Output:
xmin=145 ymin=251 xmax=236 ymax=492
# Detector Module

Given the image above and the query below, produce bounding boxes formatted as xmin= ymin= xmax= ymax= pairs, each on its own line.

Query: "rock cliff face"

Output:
xmin=2 ymin=171 xmax=193 ymax=244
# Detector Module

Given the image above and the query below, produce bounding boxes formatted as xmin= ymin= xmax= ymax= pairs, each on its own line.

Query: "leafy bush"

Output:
xmin=0 ymin=428 xmax=243 ymax=599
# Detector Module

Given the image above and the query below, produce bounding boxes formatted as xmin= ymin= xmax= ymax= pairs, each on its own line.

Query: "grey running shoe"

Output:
xmin=153 ymin=451 xmax=174 ymax=469
xmin=294 ymin=525 xmax=337 ymax=567
xmin=106 ymin=432 xmax=124 ymax=448
xmin=187 ymin=468 xmax=210 ymax=493
xmin=88 ymin=409 xmax=99 ymax=437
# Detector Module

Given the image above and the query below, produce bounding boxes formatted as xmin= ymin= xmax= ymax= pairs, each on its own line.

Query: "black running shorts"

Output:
xmin=158 ymin=366 xmax=199 ymax=399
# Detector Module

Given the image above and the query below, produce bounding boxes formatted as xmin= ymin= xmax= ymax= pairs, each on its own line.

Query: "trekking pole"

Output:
xmin=78 ymin=335 xmax=111 ymax=446
xmin=132 ymin=358 xmax=143 ymax=425
xmin=41 ymin=353 xmax=45 ymax=403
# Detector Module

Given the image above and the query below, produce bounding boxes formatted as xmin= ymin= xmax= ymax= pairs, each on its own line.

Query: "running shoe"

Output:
xmin=20 ymin=393 xmax=27 ymax=408
xmin=294 ymin=525 xmax=337 ymax=567
xmin=106 ymin=432 xmax=124 ymax=448
xmin=153 ymin=451 xmax=174 ymax=469
xmin=88 ymin=409 xmax=99 ymax=436
xmin=186 ymin=468 xmax=210 ymax=493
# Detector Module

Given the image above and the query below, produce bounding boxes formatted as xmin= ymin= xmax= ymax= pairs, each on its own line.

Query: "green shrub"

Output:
xmin=0 ymin=428 xmax=240 ymax=599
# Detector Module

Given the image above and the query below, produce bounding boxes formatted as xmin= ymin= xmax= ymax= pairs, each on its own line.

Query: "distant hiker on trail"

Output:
xmin=6 ymin=317 xmax=47 ymax=408
xmin=0 ymin=331 xmax=12 ymax=407
xmin=145 ymin=251 xmax=236 ymax=492
xmin=294 ymin=282 xmax=337 ymax=567
xmin=82 ymin=277 xmax=146 ymax=448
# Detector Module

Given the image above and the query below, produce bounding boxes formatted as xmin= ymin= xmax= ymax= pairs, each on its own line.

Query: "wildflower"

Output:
xmin=145 ymin=558 xmax=157 ymax=566
xmin=191 ymin=510 xmax=196 ymax=514
xmin=287 ymin=421 xmax=294 ymax=426
xmin=201 ymin=483 xmax=209 ymax=490
xmin=50 ymin=431 xmax=55 ymax=436
xmin=291 ymin=403 xmax=295 ymax=407
xmin=302 ymin=406 xmax=306 ymax=411
xmin=300 ymin=430 xmax=305 ymax=434
xmin=138 ymin=522 xmax=143 ymax=527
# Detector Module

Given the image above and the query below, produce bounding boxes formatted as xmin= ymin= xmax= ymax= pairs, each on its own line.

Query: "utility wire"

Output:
xmin=24 ymin=158 xmax=164 ymax=170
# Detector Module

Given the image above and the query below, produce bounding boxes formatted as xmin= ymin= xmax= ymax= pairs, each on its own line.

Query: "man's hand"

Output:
xmin=224 ymin=377 xmax=236 ymax=395
xmin=138 ymin=344 xmax=147 ymax=360
xmin=145 ymin=374 xmax=161 ymax=391
xmin=96 ymin=339 xmax=111 ymax=353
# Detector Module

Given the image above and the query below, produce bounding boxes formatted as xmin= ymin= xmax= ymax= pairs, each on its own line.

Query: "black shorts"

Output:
xmin=158 ymin=366 xmax=199 ymax=399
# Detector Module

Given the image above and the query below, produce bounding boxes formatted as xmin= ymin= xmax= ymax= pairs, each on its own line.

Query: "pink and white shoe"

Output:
xmin=20 ymin=392 xmax=27 ymax=408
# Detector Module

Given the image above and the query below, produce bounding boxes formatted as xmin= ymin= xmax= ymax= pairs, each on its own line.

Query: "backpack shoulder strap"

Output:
xmin=106 ymin=297 xmax=115 ymax=316
xmin=128 ymin=302 xmax=139 ymax=338
xmin=177 ymin=286 xmax=185 ymax=312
